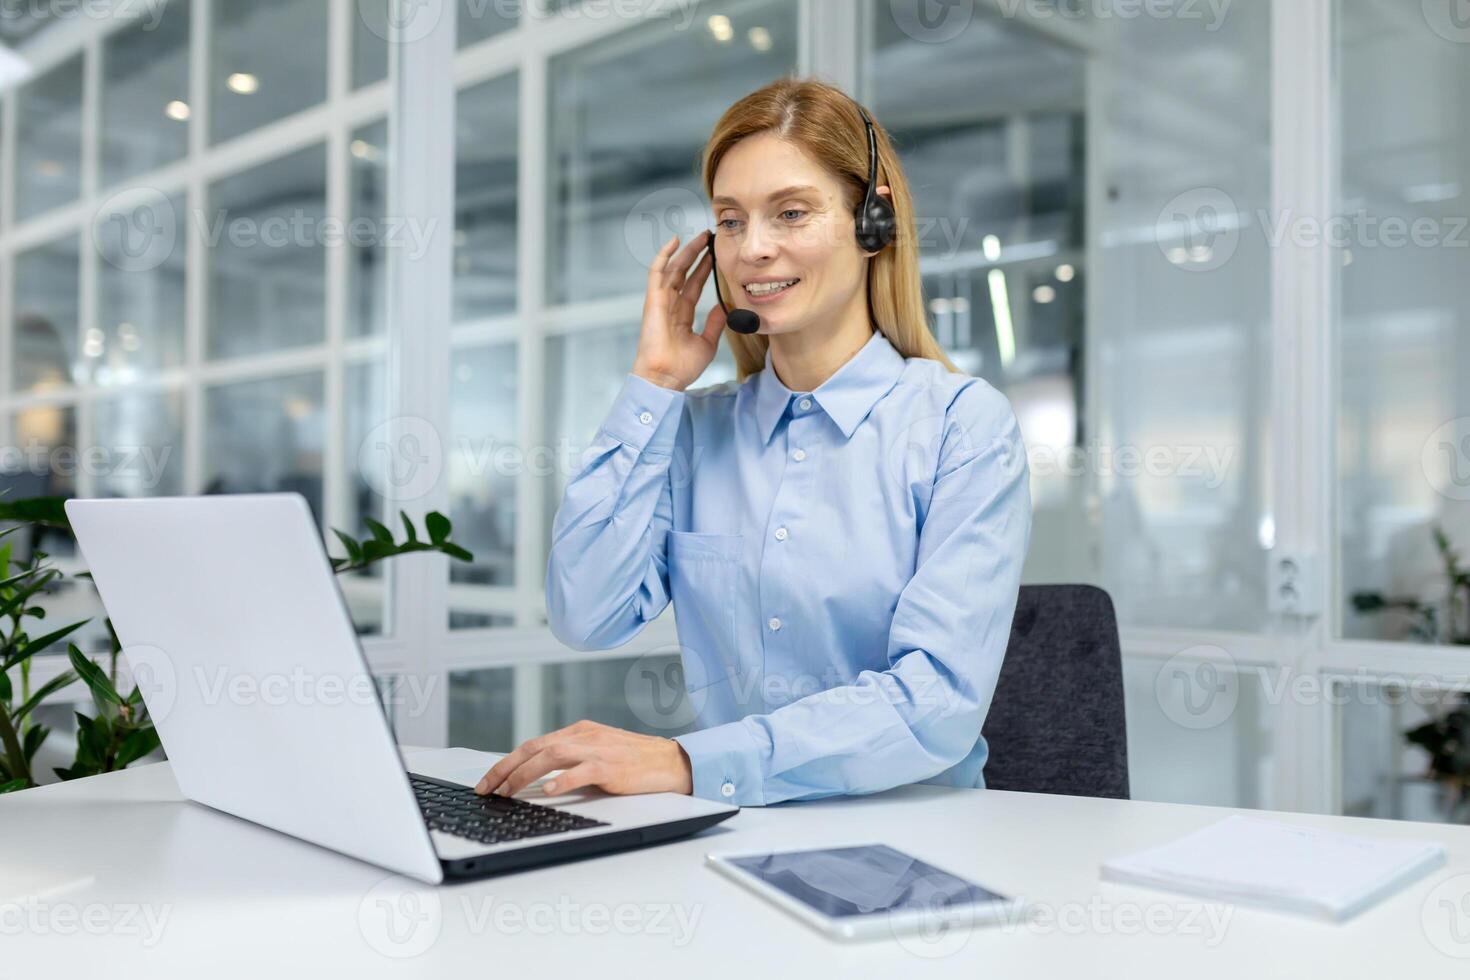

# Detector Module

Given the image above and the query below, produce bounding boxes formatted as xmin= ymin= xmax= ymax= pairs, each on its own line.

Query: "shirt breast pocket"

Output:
xmin=665 ymin=530 xmax=743 ymax=693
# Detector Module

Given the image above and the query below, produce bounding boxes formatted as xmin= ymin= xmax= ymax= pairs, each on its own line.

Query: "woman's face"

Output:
xmin=710 ymin=132 xmax=884 ymax=337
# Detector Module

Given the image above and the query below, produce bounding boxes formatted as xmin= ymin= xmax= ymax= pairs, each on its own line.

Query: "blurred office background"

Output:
xmin=2 ymin=0 xmax=1469 ymax=823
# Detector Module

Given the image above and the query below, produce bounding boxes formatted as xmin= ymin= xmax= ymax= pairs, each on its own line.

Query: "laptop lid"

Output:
xmin=65 ymin=493 xmax=443 ymax=884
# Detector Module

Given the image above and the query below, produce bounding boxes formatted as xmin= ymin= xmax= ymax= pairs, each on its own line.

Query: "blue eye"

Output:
xmin=717 ymin=218 xmax=742 ymax=231
xmin=780 ymin=209 xmax=806 ymax=221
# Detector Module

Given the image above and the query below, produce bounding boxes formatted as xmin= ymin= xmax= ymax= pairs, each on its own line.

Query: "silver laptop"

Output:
xmin=65 ymin=493 xmax=736 ymax=884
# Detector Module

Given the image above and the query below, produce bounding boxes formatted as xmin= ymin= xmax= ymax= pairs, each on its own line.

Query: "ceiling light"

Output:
xmin=165 ymin=100 xmax=190 ymax=121
xmin=1055 ymin=263 xmax=1075 ymax=282
xmin=983 ymin=235 xmax=1001 ymax=261
xmin=1033 ymin=285 xmax=1056 ymax=304
xmin=988 ymin=270 xmax=1015 ymax=370
xmin=748 ymin=26 xmax=771 ymax=51
xmin=227 ymin=72 xmax=259 ymax=95
xmin=707 ymin=15 xmax=733 ymax=41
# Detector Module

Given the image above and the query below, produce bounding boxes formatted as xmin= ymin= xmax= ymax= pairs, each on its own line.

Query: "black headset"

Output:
xmin=709 ymin=97 xmax=896 ymax=336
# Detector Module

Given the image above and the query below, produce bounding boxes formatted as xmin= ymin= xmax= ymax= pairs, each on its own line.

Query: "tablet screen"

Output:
xmin=725 ymin=844 xmax=1006 ymax=919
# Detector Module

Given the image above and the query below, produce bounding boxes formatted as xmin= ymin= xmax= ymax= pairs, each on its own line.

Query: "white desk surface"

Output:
xmin=3 ymin=746 xmax=1466 ymax=978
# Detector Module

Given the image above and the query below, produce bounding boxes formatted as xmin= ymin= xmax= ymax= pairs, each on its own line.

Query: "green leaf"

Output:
xmin=22 ymin=723 xmax=47 ymax=763
xmin=75 ymin=713 xmax=107 ymax=764
xmin=0 ymin=497 xmax=71 ymax=530
xmin=113 ymin=727 xmax=161 ymax=769
xmin=68 ymin=644 xmax=125 ymax=708
xmin=0 ymin=564 xmax=57 ymax=597
xmin=439 ymin=543 xmax=474 ymax=563
xmin=332 ymin=529 xmax=363 ymax=564
xmin=0 ymin=777 xmax=26 ymax=793
xmin=400 ymin=511 xmax=417 ymax=543
xmin=425 ymin=511 xmax=451 ymax=545
xmin=0 ymin=669 xmax=10 ymax=702
xmin=10 ymin=669 xmax=78 ymax=723
xmin=363 ymin=517 xmax=393 ymax=544
xmin=0 ymin=573 xmax=57 ymax=623
xmin=360 ymin=539 xmax=390 ymax=563
xmin=3 ymin=619 xmax=89 ymax=674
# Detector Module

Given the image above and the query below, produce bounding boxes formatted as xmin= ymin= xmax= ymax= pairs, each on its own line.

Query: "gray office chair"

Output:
xmin=980 ymin=584 xmax=1130 ymax=799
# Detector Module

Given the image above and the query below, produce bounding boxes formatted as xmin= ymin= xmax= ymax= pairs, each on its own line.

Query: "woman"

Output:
xmin=476 ymin=77 xmax=1031 ymax=806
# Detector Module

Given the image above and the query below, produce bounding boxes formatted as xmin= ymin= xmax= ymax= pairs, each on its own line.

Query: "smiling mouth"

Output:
xmin=744 ymin=278 xmax=801 ymax=299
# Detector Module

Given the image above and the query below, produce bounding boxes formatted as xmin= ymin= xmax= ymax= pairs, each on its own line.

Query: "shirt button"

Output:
xmin=638 ymin=411 xmax=653 ymax=425
xmin=792 ymin=449 xmax=806 ymax=462
xmin=774 ymin=526 xmax=788 ymax=541
xmin=768 ymin=617 xmax=782 ymax=632
xmin=798 ymin=398 xmax=812 ymax=411
xmin=720 ymin=781 xmax=735 ymax=799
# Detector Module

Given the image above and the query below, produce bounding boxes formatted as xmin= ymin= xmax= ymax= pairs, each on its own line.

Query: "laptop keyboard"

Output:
xmin=410 ymin=775 xmax=609 ymax=846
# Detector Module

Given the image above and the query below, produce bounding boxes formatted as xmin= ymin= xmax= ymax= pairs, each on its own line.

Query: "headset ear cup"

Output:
xmin=856 ymin=193 xmax=897 ymax=253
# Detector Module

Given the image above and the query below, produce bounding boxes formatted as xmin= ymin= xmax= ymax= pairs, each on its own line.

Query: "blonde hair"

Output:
xmin=700 ymin=76 xmax=961 ymax=381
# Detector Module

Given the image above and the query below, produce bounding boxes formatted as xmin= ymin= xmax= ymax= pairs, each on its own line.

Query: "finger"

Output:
xmin=661 ymin=231 xmax=707 ymax=291
xmin=672 ymin=250 xmax=713 ymax=328
xmin=498 ymin=745 xmax=582 ymax=798
xmin=475 ymin=732 xmax=551 ymax=794
xmin=678 ymin=247 xmax=713 ymax=306
xmin=647 ymin=234 xmax=679 ymax=291
xmin=701 ymin=300 xmax=727 ymax=352
xmin=543 ymin=761 xmax=603 ymax=796
xmin=476 ymin=742 xmax=535 ymax=794
xmin=475 ymin=720 xmax=593 ymax=793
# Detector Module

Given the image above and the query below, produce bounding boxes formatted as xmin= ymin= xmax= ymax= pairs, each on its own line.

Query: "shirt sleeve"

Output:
xmin=544 ymin=372 xmax=686 ymax=651
xmin=674 ymin=382 xmax=1032 ymax=805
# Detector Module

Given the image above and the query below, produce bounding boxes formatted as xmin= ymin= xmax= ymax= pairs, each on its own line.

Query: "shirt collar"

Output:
xmin=752 ymin=329 xmax=906 ymax=444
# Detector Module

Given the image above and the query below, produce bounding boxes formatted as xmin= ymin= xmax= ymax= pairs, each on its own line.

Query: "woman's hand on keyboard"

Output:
xmin=474 ymin=720 xmax=694 ymax=798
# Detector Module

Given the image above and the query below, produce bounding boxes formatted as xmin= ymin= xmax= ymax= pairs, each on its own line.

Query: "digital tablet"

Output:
xmin=707 ymin=843 xmax=1024 ymax=942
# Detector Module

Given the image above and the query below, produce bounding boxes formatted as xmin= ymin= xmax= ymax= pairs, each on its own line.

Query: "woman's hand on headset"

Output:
xmin=473 ymin=720 xmax=694 ymax=798
xmin=631 ymin=231 xmax=727 ymax=392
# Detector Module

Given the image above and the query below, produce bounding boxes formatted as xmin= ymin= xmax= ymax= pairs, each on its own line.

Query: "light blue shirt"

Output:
xmin=544 ymin=329 xmax=1031 ymax=806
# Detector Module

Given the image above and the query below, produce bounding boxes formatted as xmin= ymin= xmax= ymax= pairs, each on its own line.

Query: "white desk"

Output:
xmin=3 ymin=746 xmax=1466 ymax=977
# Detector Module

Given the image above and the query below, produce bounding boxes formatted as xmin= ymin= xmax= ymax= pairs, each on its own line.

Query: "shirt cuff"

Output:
xmin=674 ymin=720 xmax=767 ymax=807
xmin=598 ymin=373 xmax=685 ymax=456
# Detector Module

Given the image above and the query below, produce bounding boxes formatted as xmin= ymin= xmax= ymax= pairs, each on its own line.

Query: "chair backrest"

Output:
xmin=980 ymin=584 xmax=1130 ymax=799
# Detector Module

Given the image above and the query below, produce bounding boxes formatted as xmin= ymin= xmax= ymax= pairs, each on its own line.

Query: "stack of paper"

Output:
xmin=1101 ymin=814 xmax=1446 ymax=921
